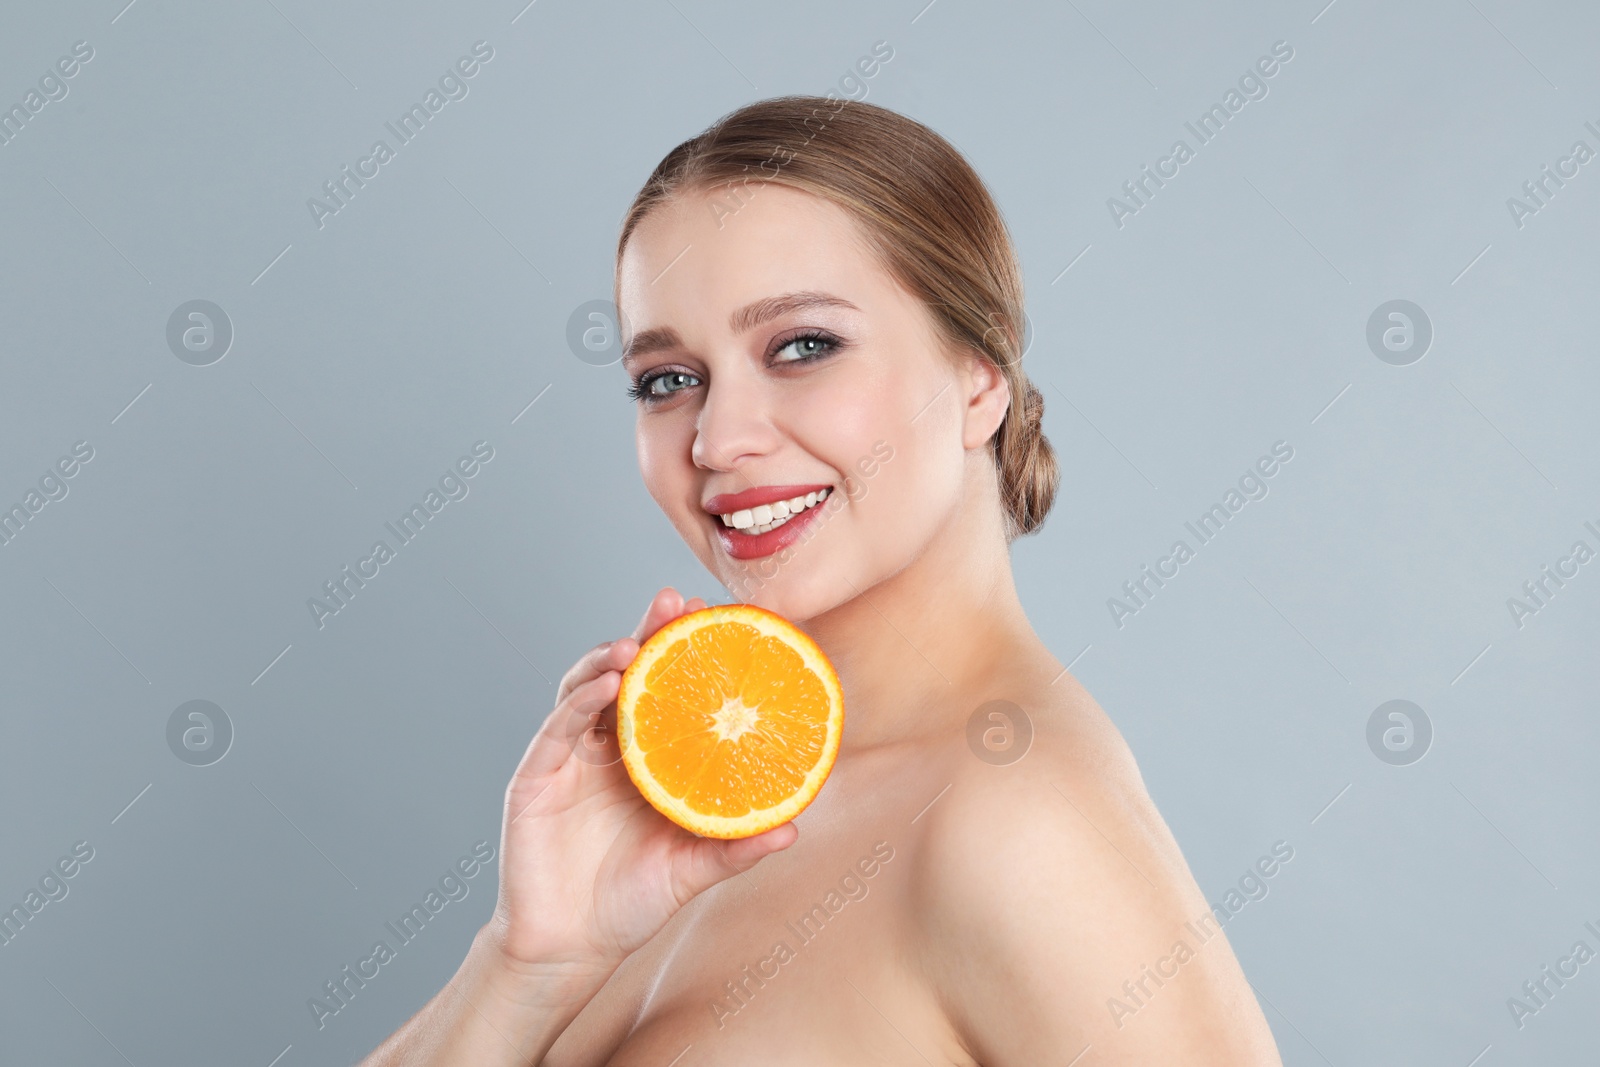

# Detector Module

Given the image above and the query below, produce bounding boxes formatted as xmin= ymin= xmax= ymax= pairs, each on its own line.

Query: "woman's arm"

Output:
xmin=358 ymin=588 xmax=799 ymax=1066
xmin=358 ymin=925 xmax=617 ymax=1066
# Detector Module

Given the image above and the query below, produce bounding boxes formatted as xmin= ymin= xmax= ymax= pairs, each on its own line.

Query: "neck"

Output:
xmin=806 ymin=490 xmax=1047 ymax=750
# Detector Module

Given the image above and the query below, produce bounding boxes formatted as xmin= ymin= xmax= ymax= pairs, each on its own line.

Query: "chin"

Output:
xmin=707 ymin=550 xmax=858 ymax=623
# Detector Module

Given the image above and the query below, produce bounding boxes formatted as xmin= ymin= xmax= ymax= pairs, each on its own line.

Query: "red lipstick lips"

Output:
xmin=702 ymin=484 xmax=836 ymax=562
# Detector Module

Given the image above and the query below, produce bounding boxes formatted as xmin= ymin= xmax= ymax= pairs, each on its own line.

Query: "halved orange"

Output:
xmin=617 ymin=604 xmax=845 ymax=839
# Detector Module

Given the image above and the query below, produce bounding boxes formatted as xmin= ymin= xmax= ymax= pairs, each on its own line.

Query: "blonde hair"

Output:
xmin=615 ymin=95 xmax=1058 ymax=540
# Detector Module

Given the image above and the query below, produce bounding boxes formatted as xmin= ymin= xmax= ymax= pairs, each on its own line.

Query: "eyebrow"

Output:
xmin=620 ymin=290 xmax=861 ymax=367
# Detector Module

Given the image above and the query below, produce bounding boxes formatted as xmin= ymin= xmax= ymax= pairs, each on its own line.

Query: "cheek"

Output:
xmin=836 ymin=415 xmax=964 ymax=555
xmin=863 ymin=429 xmax=959 ymax=532
xmin=636 ymin=418 xmax=690 ymax=512
xmin=802 ymin=358 xmax=965 ymax=543
xmin=797 ymin=353 xmax=921 ymax=470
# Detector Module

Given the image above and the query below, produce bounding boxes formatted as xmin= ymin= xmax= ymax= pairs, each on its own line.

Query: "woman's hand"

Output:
xmin=358 ymin=589 xmax=794 ymax=1066
xmin=485 ymin=587 xmax=799 ymax=978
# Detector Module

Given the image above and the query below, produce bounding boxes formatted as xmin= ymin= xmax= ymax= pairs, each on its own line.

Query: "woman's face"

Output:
xmin=616 ymin=183 xmax=1006 ymax=622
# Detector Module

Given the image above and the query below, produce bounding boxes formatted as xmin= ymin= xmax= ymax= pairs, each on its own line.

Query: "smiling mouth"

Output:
xmin=718 ymin=488 xmax=832 ymax=535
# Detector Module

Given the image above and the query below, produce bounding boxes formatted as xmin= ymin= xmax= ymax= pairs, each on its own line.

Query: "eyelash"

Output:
xmin=625 ymin=329 xmax=842 ymax=403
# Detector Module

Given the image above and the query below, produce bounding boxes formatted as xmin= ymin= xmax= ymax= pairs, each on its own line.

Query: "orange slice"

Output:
xmin=617 ymin=604 xmax=845 ymax=839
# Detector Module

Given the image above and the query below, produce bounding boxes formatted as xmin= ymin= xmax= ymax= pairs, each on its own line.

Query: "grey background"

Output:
xmin=1 ymin=0 xmax=1595 ymax=1063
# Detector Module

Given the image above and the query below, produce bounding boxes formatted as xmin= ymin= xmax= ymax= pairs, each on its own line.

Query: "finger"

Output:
xmin=631 ymin=587 xmax=685 ymax=644
xmin=557 ymin=639 xmax=638 ymax=705
xmin=719 ymin=822 xmax=800 ymax=869
xmin=513 ymin=670 xmax=622 ymax=785
xmin=683 ymin=596 xmax=708 ymax=614
xmin=673 ymin=822 xmax=799 ymax=902
xmin=556 ymin=641 xmax=615 ymax=705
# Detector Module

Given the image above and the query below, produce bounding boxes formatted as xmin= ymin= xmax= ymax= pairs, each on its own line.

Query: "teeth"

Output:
xmin=748 ymin=516 xmax=789 ymax=535
xmin=718 ymin=488 xmax=830 ymax=534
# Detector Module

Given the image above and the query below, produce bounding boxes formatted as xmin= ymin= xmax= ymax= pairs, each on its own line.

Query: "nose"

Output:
xmin=690 ymin=372 xmax=780 ymax=473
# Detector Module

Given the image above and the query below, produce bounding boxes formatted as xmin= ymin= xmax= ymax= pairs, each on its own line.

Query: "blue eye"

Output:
xmin=773 ymin=331 xmax=839 ymax=364
xmin=627 ymin=369 xmax=700 ymax=402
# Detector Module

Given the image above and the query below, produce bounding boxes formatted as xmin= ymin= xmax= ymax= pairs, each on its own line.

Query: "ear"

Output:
xmin=958 ymin=349 xmax=1011 ymax=451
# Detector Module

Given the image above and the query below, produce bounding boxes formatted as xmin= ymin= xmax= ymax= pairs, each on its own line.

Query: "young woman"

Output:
xmin=362 ymin=96 xmax=1282 ymax=1065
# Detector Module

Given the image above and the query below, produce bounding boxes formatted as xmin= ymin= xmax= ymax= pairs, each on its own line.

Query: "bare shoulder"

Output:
xmin=905 ymin=675 xmax=1282 ymax=1065
xmin=906 ymin=674 xmax=1184 ymax=958
xmin=909 ymin=672 xmax=1177 ymax=904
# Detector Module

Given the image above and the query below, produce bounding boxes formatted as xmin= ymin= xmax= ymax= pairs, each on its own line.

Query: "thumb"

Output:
xmin=672 ymin=823 xmax=799 ymax=901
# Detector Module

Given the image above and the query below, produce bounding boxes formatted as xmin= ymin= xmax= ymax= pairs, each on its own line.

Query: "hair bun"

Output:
xmin=1001 ymin=377 xmax=1058 ymax=540
xmin=1021 ymin=381 xmax=1044 ymax=432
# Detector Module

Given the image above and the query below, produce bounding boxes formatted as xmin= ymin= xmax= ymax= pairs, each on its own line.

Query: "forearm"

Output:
xmin=359 ymin=923 xmax=614 ymax=1067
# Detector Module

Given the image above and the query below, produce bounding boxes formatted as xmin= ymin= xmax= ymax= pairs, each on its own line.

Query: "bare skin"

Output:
xmin=360 ymin=183 xmax=1282 ymax=1065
